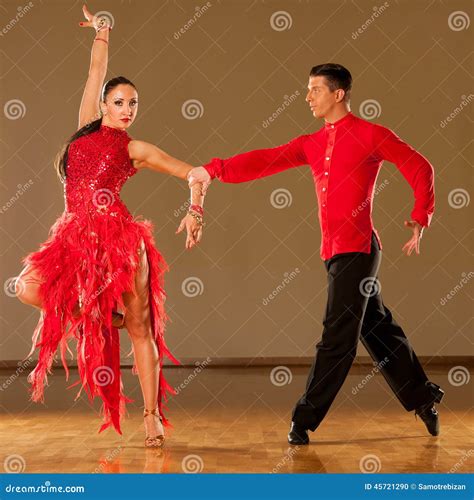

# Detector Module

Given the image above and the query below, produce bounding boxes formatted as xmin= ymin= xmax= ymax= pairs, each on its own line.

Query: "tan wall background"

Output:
xmin=1 ymin=0 xmax=472 ymax=363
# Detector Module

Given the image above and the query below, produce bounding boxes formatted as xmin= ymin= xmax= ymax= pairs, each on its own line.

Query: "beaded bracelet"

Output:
xmin=188 ymin=211 xmax=205 ymax=226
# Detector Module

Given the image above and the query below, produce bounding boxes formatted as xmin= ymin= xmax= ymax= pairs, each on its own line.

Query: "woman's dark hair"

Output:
xmin=54 ymin=76 xmax=137 ymax=181
xmin=309 ymin=63 xmax=352 ymax=101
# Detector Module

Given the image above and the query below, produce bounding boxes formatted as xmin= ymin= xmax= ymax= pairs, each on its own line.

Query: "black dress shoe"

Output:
xmin=415 ymin=404 xmax=440 ymax=436
xmin=288 ymin=422 xmax=309 ymax=445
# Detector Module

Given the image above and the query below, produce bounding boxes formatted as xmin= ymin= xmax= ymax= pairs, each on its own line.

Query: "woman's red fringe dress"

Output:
xmin=22 ymin=124 xmax=178 ymax=434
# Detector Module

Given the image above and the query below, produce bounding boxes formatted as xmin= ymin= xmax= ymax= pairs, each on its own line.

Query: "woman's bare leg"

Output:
xmin=15 ymin=265 xmax=44 ymax=309
xmin=122 ymin=239 xmax=163 ymax=438
xmin=16 ymin=264 xmax=125 ymax=327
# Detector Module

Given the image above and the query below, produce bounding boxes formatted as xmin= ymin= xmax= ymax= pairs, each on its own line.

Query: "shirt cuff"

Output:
xmin=203 ymin=158 xmax=223 ymax=180
xmin=411 ymin=210 xmax=432 ymax=228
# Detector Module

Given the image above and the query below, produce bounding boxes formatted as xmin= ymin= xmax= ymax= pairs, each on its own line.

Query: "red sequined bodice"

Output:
xmin=64 ymin=124 xmax=137 ymax=218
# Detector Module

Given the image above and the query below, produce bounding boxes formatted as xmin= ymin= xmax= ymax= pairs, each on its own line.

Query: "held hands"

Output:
xmin=402 ymin=220 xmax=424 ymax=256
xmin=176 ymin=211 xmax=204 ymax=250
xmin=187 ymin=167 xmax=211 ymax=195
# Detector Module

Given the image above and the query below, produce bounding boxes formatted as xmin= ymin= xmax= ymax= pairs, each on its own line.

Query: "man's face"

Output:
xmin=305 ymin=76 xmax=342 ymax=119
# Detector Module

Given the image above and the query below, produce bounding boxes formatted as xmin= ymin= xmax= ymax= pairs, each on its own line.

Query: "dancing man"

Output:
xmin=188 ymin=63 xmax=444 ymax=444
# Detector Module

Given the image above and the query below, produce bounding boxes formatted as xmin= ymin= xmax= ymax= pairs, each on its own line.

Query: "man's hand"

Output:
xmin=402 ymin=220 xmax=424 ymax=256
xmin=187 ymin=167 xmax=211 ymax=195
xmin=176 ymin=213 xmax=203 ymax=250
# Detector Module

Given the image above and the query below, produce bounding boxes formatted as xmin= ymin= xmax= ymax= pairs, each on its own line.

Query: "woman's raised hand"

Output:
xmin=78 ymin=4 xmax=111 ymax=31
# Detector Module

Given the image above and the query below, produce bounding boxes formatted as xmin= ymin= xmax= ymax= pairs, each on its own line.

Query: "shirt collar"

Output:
xmin=324 ymin=112 xmax=354 ymax=130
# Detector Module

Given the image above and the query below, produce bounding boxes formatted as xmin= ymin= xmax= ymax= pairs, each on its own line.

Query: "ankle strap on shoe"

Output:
xmin=143 ymin=407 xmax=163 ymax=421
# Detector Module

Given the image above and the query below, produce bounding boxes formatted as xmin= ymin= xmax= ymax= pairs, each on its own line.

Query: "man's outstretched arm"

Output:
xmin=188 ymin=135 xmax=308 ymax=189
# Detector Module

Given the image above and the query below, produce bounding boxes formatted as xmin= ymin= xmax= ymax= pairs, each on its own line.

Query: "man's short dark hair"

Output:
xmin=310 ymin=63 xmax=352 ymax=100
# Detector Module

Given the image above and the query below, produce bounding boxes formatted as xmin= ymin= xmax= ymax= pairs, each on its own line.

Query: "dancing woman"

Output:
xmin=14 ymin=5 xmax=205 ymax=447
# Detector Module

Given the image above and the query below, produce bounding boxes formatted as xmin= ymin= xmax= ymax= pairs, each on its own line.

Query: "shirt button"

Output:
xmin=322 ymin=203 xmax=326 ymax=207
xmin=331 ymin=125 xmax=334 ymax=128
xmin=322 ymin=187 xmax=326 ymax=192
xmin=324 ymin=171 xmax=328 ymax=175
xmin=325 ymin=156 xmax=330 ymax=161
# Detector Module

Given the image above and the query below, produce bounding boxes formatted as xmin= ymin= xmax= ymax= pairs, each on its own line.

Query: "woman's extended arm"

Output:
xmin=77 ymin=4 xmax=111 ymax=129
xmin=128 ymin=139 xmax=206 ymax=249
xmin=128 ymin=140 xmax=194 ymax=179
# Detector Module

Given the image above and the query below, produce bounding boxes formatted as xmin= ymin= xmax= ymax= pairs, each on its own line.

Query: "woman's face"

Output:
xmin=100 ymin=84 xmax=138 ymax=129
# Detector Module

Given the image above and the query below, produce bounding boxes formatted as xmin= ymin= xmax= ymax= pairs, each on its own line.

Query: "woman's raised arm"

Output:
xmin=77 ymin=4 xmax=111 ymax=130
